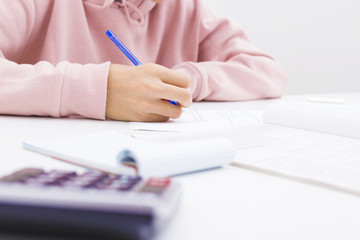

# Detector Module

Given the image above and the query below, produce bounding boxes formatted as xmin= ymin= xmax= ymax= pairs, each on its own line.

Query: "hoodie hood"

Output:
xmin=85 ymin=0 xmax=156 ymax=25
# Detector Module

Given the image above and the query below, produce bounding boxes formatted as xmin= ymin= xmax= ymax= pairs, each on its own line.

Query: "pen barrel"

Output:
xmin=106 ymin=30 xmax=142 ymax=66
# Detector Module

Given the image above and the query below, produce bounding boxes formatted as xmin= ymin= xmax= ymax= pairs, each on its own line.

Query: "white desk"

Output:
xmin=1 ymin=93 xmax=360 ymax=240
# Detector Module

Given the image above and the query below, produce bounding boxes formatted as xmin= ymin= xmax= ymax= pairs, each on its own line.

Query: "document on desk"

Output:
xmin=231 ymin=101 xmax=360 ymax=196
xmin=232 ymin=124 xmax=360 ymax=196
xmin=263 ymin=101 xmax=360 ymax=140
xmin=130 ymin=108 xmax=262 ymax=136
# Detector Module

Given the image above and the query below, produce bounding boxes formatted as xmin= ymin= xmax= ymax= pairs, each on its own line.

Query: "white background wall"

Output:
xmin=204 ymin=0 xmax=360 ymax=94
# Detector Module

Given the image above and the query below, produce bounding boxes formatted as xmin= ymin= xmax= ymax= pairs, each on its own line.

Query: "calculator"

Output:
xmin=0 ymin=168 xmax=181 ymax=240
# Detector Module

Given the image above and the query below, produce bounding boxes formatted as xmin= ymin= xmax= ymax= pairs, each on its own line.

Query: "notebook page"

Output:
xmin=23 ymin=131 xmax=136 ymax=175
xmin=23 ymin=130 xmax=234 ymax=177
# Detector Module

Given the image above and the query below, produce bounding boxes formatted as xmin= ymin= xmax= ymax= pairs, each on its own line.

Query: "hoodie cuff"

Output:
xmin=173 ymin=62 xmax=203 ymax=101
xmin=60 ymin=62 xmax=110 ymax=120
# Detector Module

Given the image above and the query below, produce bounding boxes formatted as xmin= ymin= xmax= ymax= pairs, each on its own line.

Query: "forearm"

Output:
xmin=0 ymin=58 xmax=110 ymax=119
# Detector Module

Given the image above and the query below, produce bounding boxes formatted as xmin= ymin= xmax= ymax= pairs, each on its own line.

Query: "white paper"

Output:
xmin=23 ymin=130 xmax=235 ymax=177
xmin=231 ymin=123 xmax=360 ymax=195
xmin=263 ymin=101 xmax=360 ymax=140
xmin=130 ymin=108 xmax=262 ymax=132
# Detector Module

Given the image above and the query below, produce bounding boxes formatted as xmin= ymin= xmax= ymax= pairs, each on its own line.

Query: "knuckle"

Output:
xmin=143 ymin=63 xmax=156 ymax=69
xmin=140 ymin=63 xmax=154 ymax=74
xmin=175 ymin=71 xmax=190 ymax=87
xmin=185 ymin=99 xmax=193 ymax=108
xmin=143 ymin=63 xmax=162 ymax=75
xmin=183 ymin=75 xmax=191 ymax=88
xmin=183 ymin=89 xmax=192 ymax=100
xmin=179 ymin=89 xmax=192 ymax=107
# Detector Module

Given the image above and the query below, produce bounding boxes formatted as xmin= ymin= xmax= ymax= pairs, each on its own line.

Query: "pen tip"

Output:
xmin=106 ymin=30 xmax=113 ymax=37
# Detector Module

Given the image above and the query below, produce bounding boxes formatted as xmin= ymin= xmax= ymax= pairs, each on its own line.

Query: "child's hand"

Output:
xmin=105 ymin=63 xmax=192 ymax=122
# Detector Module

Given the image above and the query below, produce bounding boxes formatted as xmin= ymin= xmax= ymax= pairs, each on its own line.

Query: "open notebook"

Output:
xmin=23 ymin=130 xmax=235 ymax=177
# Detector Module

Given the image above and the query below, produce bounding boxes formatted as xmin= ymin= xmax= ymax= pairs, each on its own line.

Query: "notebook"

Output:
xmin=23 ymin=130 xmax=235 ymax=177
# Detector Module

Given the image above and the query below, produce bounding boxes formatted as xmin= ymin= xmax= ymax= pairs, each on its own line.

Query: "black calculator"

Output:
xmin=0 ymin=168 xmax=181 ymax=240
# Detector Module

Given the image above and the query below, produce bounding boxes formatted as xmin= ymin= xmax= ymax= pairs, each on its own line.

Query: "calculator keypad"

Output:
xmin=0 ymin=168 xmax=142 ymax=192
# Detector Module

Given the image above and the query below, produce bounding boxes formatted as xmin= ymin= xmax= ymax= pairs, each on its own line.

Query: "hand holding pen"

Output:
xmin=105 ymin=30 xmax=192 ymax=122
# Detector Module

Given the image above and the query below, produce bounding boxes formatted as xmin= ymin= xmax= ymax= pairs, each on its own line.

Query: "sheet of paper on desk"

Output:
xmin=130 ymin=108 xmax=262 ymax=132
xmin=231 ymin=123 xmax=360 ymax=196
xmin=263 ymin=101 xmax=360 ymax=140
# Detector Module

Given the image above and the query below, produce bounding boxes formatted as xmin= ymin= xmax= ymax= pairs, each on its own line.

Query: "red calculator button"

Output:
xmin=146 ymin=177 xmax=171 ymax=187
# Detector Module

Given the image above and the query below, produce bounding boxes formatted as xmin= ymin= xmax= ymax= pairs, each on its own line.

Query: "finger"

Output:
xmin=138 ymin=113 xmax=170 ymax=122
xmin=148 ymin=99 xmax=184 ymax=119
xmin=151 ymin=64 xmax=191 ymax=88
xmin=153 ymin=84 xmax=192 ymax=108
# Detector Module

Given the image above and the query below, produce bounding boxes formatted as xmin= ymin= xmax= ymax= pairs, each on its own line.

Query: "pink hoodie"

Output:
xmin=0 ymin=0 xmax=288 ymax=120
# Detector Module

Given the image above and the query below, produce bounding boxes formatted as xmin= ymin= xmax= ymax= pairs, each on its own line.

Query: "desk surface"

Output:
xmin=1 ymin=93 xmax=360 ymax=240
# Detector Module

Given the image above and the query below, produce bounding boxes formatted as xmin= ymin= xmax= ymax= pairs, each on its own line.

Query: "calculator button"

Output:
xmin=140 ymin=177 xmax=171 ymax=194
xmin=146 ymin=177 xmax=171 ymax=187
xmin=0 ymin=168 xmax=44 ymax=183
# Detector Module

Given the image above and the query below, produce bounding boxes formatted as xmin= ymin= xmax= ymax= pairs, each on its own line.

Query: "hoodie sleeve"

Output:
xmin=0 ymin=1 xmax=109 ymax=119
xmin=173 ymin=3 xmax=288 ymax=101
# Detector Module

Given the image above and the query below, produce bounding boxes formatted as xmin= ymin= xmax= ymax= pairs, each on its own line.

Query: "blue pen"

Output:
xmin=106 ymin=30 xmax=178 ymax=105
